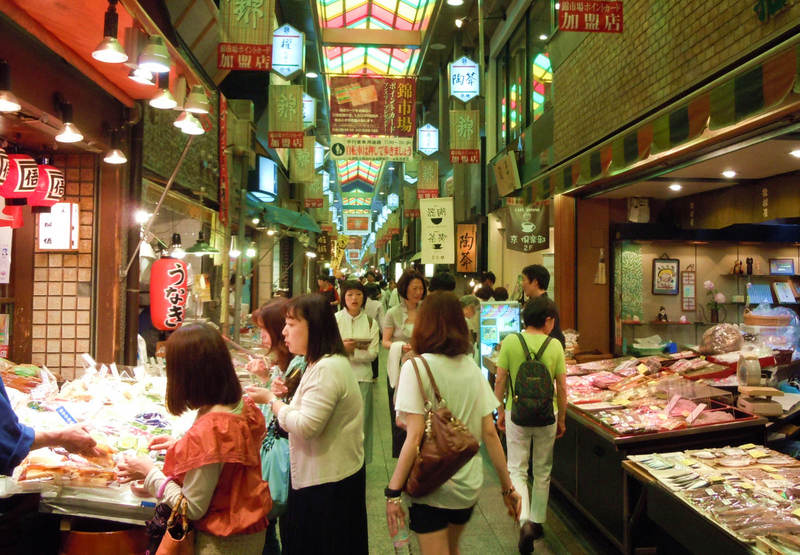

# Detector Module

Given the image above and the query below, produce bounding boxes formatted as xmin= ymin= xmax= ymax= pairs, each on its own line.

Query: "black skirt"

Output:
xmin=284 ymin=466 xmax=368 ymax=555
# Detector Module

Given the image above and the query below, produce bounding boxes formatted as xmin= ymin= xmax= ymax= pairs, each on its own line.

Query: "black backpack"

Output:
xmin=508 ymin=333 xmax=555 ymax=427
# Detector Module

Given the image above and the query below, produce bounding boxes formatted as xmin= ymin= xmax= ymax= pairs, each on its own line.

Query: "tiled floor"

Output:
xmin=364 ymin=349 xmax=619 ymax=554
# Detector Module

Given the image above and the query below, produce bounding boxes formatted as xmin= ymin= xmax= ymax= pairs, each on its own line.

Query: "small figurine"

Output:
xmin=656 ymin=306 xmax=669 ymax=322
xmin=746 ymin=257 xmax=754 ymax=275
xmin=732 ymin=260 xmax=743 ymax=275
xmin=679 ymin=315 xmax=688 ymax=323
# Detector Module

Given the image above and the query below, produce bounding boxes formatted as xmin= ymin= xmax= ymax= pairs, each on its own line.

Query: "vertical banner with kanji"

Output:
xmin=558 ymin=1 xmax=623 ymax=33
xmin=304 ymin=174 xmax=324 ymax=208
xmin=420 ymin=197 xmax=454 ymax=264
xmin=493 ymin=151 xmax=521 ymax=197
xmin=268 ymin=84 xmax=304 ymax=148
xmin=449 ymin=110 xmax=480 ymax=164
xmin=333 ymin=234 xmax=350 ymax=271
xmin=456 ymin=224 xmax=478 ymax=273
xmin=290 ymin=136 xmax=315 ymax=183
xmin=219 ymin=95 xmax=230 ymax=226
xmin=316 ymin=231 xmax=330 ymax=258
xmin=417 ymin=159 xmax=439 ymax=199
xmin=404 ymin=185 xmax=419 ymax=218
xmin=218 ymin=0 xmax=274 ymax=70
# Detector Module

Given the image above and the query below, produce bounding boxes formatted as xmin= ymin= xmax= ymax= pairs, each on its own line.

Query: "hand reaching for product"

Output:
xmin=116 ymin=454 xmax=155 ymax=484
xmin=148 ymin=436 xmax=177 ymax=452
xmin=271 ymin=377 xmax=288 ymax=398
xmin=244 ymin=386 xmax=272 ymax=405
xmin=246 ymin=357 xmax=269 ymax=380
xmin=56 ymin=424 xmax=101 ymax=457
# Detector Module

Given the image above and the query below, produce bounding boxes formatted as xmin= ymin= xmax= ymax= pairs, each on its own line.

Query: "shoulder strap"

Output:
xmin=409 ymin=357 xmax=432 ymax=409
xmin=515 ymin=332 xmax=533 ymax=361
xmin=534 ymin=336 xmax=553 ymax=362
xmin=414 ymin=356 xmax=444 ymax=406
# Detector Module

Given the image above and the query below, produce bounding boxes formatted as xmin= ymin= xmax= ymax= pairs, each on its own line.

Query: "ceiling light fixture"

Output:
xmin=185 ymin=231 xmax=219 ymax=256
xmin=184 ymin=85 xmax=210 ymax=114
xmin=150 ymin=73 xmax=177 ymax=110
xmin=0 ymin=60 xmax=21 ymax=113
xmin=305 ymin=250 xmax=317 ymax=258
xmin=92 ymin=0 xmax=128 ymax=64
xmin=170 ymin=233 xmax=186 ymax=259
xmin=455 ymin=18 xmax=464 ymax=28
xmin=790 ymin=149 xmax=800 ymax=159
xmin=668 ymin=183 xmax=682 ymax=192
xmin=305 ymin=71 xmax=319 ymax=78
xmin=138 ymin=35 xmax=171 ymax=74
xmin=252 ymin=217 xmax=260 ymax=225
xmin=446 ymin=0 xmax=464 ymax=5
xmin=229 ymin=237 xmax=241 ymax=258
xmin=246 ymin=242 xmax=257 ymax=258
xmin=722 ymin=169 xmax=737 ymax=178
xmin=173 ymin=111 xmax=190 ymax=129
xmin=539 ymin=34 xmax=548 ymax=40
xmin=179 ymin=112 xmax=204 ymax=135
xmin=103 ymin=130 xmax=127 ymax=164
xmin=54 ymin=97 xmax=84 ymax=143
xmin=134 ymin=209 xmax=151 ymax=225
xmin=128 ymin=66 xmax=154 ymax=85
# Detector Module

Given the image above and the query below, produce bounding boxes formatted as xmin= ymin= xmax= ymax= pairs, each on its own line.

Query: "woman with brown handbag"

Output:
xmin=385 ymin=292 xmax=521 ymax=555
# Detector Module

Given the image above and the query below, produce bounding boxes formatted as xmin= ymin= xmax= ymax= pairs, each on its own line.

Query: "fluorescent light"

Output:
xmin=103 ymin=148 xmax=127 ymax=164
xmin=56 ymin=122 xmax=84 ymax=143
xmin=790 ymin=149 xmax=800 ymax=159
xmin=722 ymin=170 xmax=737 ymax=178
xmin=305 ymin=71 xmax=319 ymax=78
xmin=669 ymin=183 xmax=682 ymax=191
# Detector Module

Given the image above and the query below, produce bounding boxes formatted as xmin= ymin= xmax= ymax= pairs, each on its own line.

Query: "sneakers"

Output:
xmin=518 ymin=521 xmax=544 ymax=554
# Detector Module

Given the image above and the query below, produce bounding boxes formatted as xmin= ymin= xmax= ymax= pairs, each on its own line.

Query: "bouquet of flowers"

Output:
xmin=703 ymin=280 xmax=726 ymax=310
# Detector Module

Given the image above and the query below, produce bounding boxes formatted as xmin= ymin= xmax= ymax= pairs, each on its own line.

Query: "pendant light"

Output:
xmin=186 ymin=231 xmax=219 ymax=256
xmin=245 ymin=242 xmax=257 ymax=258
xmin=229 ymin=237 xmax=241 ymax=258
xmin=180 ymin=112 xmax=204 ymax=135
xmin=103 ymin=130 xmax=127 ymax=165
xmin=184 ymin=85 xmax=210 ymax=114
xmin=92 ymin=0 xmax=128 ymax=63
xmin=128 ymin=66 xmax=154 ymax=85
xmin=138 ymin=35 xmax=171 ymax=74
xmin=149 ymin=73 xmax=176 ymax=110
xmin=170 ymin=233 xmax=186 ymax=259
xmin=0 ymin=60 xmax=21 ymax=113
xmin=54 ymin=97 xmax=84 ymax=143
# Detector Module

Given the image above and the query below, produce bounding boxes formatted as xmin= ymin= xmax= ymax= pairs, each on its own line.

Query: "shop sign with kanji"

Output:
xmin=218 ymin=0 xmax=274 ymax=70
xmin=404 ymin=185 xmax=420 ymax=218
xmin=558 ymin=1 xmax=623 ymax=33
xmin=219 ymin=96 xmax=230 ymax=226
xmin=272 ymin=24 xmax=304 ymax=79
xmin=316 ymin=231 xmax=330 ymax=257
xmin=449 ymin=110 xmax=480 ymax=164
xmin=456 ymin=224 xmax=477 ymax=273
xmin=503 ymin=201 xmax=550 ymax=253
xmin=346 ymin=216 xmax=370 ymax=232
xmin=420 ymin=197 xmax=454 ymax=264
xmin=291 ymin=136 xmax=316 ymax=183
xmin=268 ymin=84 xmax=304 ymax=148
xmin=417 ymin=124 xmax=439 ymax=156
xmin=492 ymin=151 xmax=521 ymax=196
xmin=449 ymin=56 xmax=480 ymax=103
xmin=304 ymin=174 xmax=324 ymax=208
xmin=417 ymin=159 xmax=439 ymax=199
xmin=329 ymin=76 xmax=416 ymax=137
xmin=150 ymin=258 xmax=189 ymax=331
xmin=330 ymin=136 xmax=413 ymax=161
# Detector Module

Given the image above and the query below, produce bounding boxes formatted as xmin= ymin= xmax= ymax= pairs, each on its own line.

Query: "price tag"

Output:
xmin=748 ymin=449 xmax=768 ymax=459
xmin=760 ymin=465 xmax=779 ymax=472
xmin=665 ymin=394 xmax=681 ymax=415
xmin=739 ymin=443 xmax=757 ymax=450
xmin=686 ymin=403 xmax=707 ymax=424
xmin=792 ymin=508 xmax=800 ymax=518
xmin=637 ymin=363 xmax=649 ymax=375
xmin=56 ymin=406 xmax=77 ymax=424
xmin=740 ymin=482 xmax=754 ymax=490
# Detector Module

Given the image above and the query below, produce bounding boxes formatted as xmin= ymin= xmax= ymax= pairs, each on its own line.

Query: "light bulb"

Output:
xmin=180 ymin=113 xmax=205 ymax=135
xmin=150 ymin=88 xmax=177 ymax=110
xmin=55 ymin=122 xmax=84 ymax=143
xmin=138 ymin=35 xmax=171 ymax=73
xmin=447 ymin=0 xmax=464 ymax=5
xmin=252 ymin=217 xmax=260 ymax=225
xmin=246 ymin=244 xmax=257 ymax=258
xmin=92 ymin=37 xmax=128 ymax=63
xmin=722 ymin=170 xmax=737 ymax=178
xmin=134 ymin=210 xmax=151 ymax=224
xmin=184 ymin=85 xmax=210 ymax=114
xmin=455 ymin=18 xmax=464 ymax=28
xmin=128 ymin=66 xmax=154 ymax=85
xmin=790 ymin=149 xmax=800 ymax=159
xmin=103 ymin=148 xmax=127 ymax=164
xmin=229 ymin=247 xmax=241 ymax=258
xmin=668 ymin=183 xmax=682 ymax=191
xmin=305 ymin=251 xmax=317 ymax=258
xmin=306 ymin=71 xmax=319 ymax=78
xmin=0 ymin=90 xmax=21 ymax=113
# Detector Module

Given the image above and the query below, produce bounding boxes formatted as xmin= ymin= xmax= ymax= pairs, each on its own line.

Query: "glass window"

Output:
xmin=496 ymin=46 xmax=508 ymax=149
xmin=507 ymin=23 xmax=526 ymax=142
xmin=527 ymin=1 xmax=553 ymax=123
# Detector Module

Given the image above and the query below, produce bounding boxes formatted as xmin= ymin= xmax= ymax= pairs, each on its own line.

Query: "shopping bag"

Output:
xmin=155 ymin=495 xmax=195 ymax=555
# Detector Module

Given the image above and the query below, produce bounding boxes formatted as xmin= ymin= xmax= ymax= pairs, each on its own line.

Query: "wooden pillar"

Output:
xmin=554 ymin=194 xmax=576 ymax=330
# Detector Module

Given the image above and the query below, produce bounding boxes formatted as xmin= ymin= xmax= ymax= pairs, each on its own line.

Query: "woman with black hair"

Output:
xmin=246 ymin=294 xmax=367 ymax=554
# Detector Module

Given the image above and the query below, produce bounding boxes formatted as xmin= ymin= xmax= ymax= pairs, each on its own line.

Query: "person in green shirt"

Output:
xmin=493 ymin=296 xmax=567 ymax=554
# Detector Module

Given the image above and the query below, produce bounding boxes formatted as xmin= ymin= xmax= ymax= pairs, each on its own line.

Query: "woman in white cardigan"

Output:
xmin=246 ymin=294 xmax=367 ymax=554
xmin=335 ymin=280 xmax=380 ymax=465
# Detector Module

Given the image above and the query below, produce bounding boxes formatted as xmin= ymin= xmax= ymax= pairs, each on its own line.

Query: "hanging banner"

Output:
xmin=290 ymin=136 xmax=315 ymax=183
xmin=417 ymin=124 xmax=439 ymax=156
xmin=219 ymin=95 xmax=230 ymax=226
xmin=559 ymin=1 xmax=623 ymax=33
xmin=330 ymin=136 xmax=413 ymax=161
xmin=347 ymin=236 xmax=363 ymax=250
xmin=0 ymin=227 xmax=11 ymax=285
xmin=456 ymin=224 xmax=478 ymax=273
xmin=302 ymin=93 xmax=316 ymax=130
xmin=268 ymin=84 xmax=304 ymax=148
xmin=217 ymin=0 xmax=274 ymax=70
xmin=272 ymin=24 xmax=304 ymax=79
xmin=316 ymin=231 xmax=330 ymax=258
xmin=417 ymin=159 xmax=439 ymax=199
xmin=332 ymin=234 xmax=350 ymax=271
xmin=404 ymin=185 xmax=419 ymax=218
xmin=329 ymin=76 xmax=416 ymax=137
xmin=38 ymin=202 xmax=78 ymax=251
xmin=420 ymin=197 xmax=454 ymax=264
xmin=150 ymin=258 xmax=189 ymax=331
xmin=449 ymin=110 xmax=480 ymax=164
xmin=304 ymin=174 xmax=324 ymax=208
xmin=492 ymin=151 xmax=521 ymax=197
xmin=503 ymin=202 xmax=550 ymax=253
xmin=449 ymin=56 xmax=480 ymax=103
xmin=346 ymin=216 xmax=370 ymax=232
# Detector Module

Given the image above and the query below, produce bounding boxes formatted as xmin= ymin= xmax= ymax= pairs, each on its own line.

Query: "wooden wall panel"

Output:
xmin=554 ymin=194 xmax=576 ymax=330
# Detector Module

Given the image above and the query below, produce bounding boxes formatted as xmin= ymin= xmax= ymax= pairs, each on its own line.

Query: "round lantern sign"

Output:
xmin=29 ymin=165 xmax=65 ymax=211
xmin=150 ymin=257 xmax=189 ymax=331
xmin=0 ymin=148 xmax=9 ymax=184
xmin=0 ymin=154 xmax=39 ymax=205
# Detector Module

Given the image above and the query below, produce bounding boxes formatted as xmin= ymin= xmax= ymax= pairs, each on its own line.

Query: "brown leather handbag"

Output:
xmin=404 ymin=356 xmax=480 ymax=498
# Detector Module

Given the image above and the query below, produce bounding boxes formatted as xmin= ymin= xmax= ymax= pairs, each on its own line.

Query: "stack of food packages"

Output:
xmin=1 ymin=359 xmax=193 ymax=492
xmin=565 ymin=353 xmax=743 ymax=435
xmin=630 ymin=447 xmax=800 ymax=544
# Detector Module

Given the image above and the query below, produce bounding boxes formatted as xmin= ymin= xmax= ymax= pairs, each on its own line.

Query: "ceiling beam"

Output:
xmin=322 ymin=28 xmax=421 ymax=48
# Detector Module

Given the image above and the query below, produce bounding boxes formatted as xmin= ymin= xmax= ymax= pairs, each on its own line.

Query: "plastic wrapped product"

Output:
xmin=699 ymin=324 xmax=743 ymax=355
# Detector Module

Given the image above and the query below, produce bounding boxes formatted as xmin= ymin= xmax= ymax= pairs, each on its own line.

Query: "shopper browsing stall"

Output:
xmin=246 ymin=294 xmax=367 ymax=554
xmin=386 ymin=293 xmax=521 ymax=554
xmin=493 ymin=296 xmax=568 ymax=554
xmin=117 ymin=323 xmax=271 ymax=554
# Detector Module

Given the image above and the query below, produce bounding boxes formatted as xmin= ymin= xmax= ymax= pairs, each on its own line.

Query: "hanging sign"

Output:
xmin=0 ymin=227 xmax=11 ymax=285
xmin=558 ymin=1 xmax=623 ymax=33
xmin=330 ymin=136 xmax=413 ymax=161
xmin=417 ymin=159 xmax=439 ymax=199
xmin=420 ymin=197 xmax=454 ymax=264
xmin=329 ymin=76 xmax=416 ymax=137
xmin=290 ymin=136 xmax=316 ymax=183
xmin=346 ymin=216 xmax=370 ymax=232
xmin=0 ymin=149 xmax=8 ymax=184
xmin=0 ymin=154 xmax=38 ymax=205
xmin=219 ymin=95 xmax=230 ymax=226
xmin=302 ymin=93 xmax=317 ymax=130
xmin=503 ymin=201 xmax=550 ymax=253
xmin=271 ymin=24 xmax=305 ymax=79
xmin=38 ymin=202 xmax=78 ymax=251
xmin=217 ymin=0 xmax=274 ymax=70
xmin=456 ymin=224 xmax=478 ymax=273
xmin=150 ymin=257 xmax=189 ymax=331
xmin=492 ymin=151 xmax=521 ymax=197
xmin=316 ymin=231 xmax=330 ymax=258
xmin=332 ymin=234 xmax=350 ymax=271
xmin=304 ymin=174 xmax=324 ymax=208
xmin=417 ymin=124 xmax=439 ymax=156
xmin=30 ymin=165 xmax=65 ymax=211
xmin=449 ymin=110 xmax=480 ymax=164
xmin=268 ymin=84 xmax=304 ymax=148
xmin=404 ymin=185 xmax=419 ymax=218
xmin=449 ymin=56 xmax=480 ymax=103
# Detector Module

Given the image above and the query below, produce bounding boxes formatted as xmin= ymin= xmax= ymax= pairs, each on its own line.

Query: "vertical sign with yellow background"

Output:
xmin=218 ymin=0 xmax=274 ymax=71
xmin=268 ymin=84 xmax=304 ymax=148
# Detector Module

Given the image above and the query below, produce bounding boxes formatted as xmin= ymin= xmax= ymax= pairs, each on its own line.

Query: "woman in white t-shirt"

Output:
xmin=385 ymin=292 xmax=521 ymax=554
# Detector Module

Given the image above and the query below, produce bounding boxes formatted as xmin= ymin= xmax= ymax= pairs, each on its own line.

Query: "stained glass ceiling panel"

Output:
xmin=318 ymin=0 xmax=435 ymax=31
xmin=336 ymin=160 xmax=383 ymax=185
xmin=324 ymin=46 xmax=419 ymax=75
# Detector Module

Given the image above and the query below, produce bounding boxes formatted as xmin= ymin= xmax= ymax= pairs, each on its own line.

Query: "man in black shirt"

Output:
xmin=521 ymin=264 xmax=565 ymax=348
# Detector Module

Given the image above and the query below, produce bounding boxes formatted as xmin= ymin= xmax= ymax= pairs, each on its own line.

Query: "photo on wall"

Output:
xmin=652 ymin=258 xmax=680 ymax=295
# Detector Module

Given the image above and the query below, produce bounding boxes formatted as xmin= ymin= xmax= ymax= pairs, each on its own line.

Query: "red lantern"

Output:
xmin=29 ymin=165 xmax=65 ymax=212
xmin=0 ymin=148 xmax=9 ymax=184
xmin=0 ymin=154 xmax=38 ymax=205
xmin=150 ymin=257 xmax=189 ymax=331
